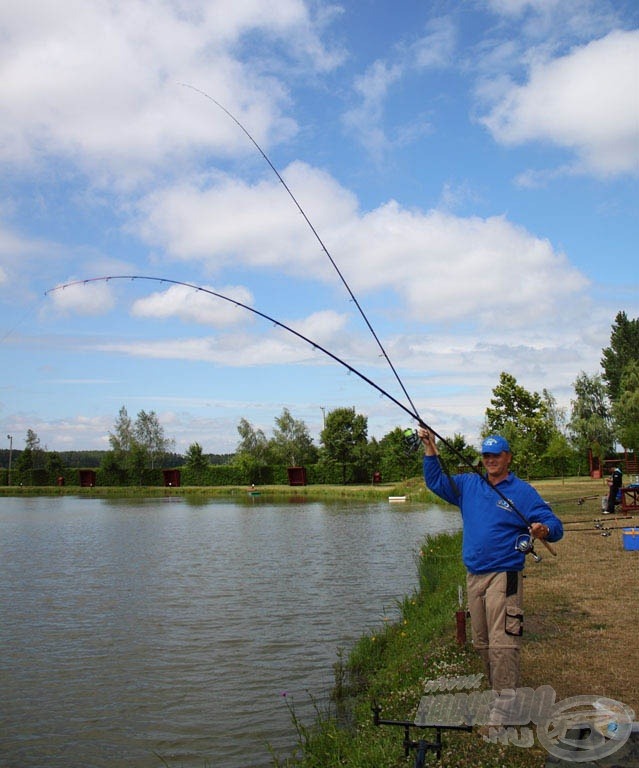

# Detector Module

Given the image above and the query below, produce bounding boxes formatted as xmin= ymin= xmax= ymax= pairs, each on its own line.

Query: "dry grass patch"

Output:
xmin=520 ymin=478 xmax=638 ymax=716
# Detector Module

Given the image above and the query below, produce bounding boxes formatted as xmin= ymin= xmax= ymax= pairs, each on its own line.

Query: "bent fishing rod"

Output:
xmin=180 ymin=83 xmax=420 ymax=423
xmin=45 ymin=275 xmax=421 ymax=425
xmin=179 ymin=85 xmax=556 ymax=558
xmin=45 ymin=275 xmax=555 ymax=560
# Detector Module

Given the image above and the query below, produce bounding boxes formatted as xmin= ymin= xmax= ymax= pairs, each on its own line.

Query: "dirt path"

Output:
xmin=521 ymin=492 xmax=638 ymax=716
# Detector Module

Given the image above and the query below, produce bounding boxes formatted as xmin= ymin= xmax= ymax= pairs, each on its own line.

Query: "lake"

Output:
xmin=0 ymin=495 xmax=461 ymax=767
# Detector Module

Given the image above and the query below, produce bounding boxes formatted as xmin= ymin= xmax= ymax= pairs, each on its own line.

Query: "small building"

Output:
xmin=588 ymin=449 xmax=602 ymax=479
xmin=163 ymin=469 xmax=181 ymax=487
xmin=287 ymin=467 xmax=307 ymax=486
xmin=79 ymin=469 xmax=96 ymax=487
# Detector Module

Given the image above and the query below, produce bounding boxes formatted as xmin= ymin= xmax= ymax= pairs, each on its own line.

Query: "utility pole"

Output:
xmin=7 ymin=434 xmax=13 ymax=486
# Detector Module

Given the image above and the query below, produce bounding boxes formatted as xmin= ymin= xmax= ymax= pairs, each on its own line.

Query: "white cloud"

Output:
xmin=480 ymin=29 xmax=639 ymax=176
xmin=49 ymin=280 xmax=116 ymax=316
xmin=87 ymin=301 xmax=350 ymax=368
xmin=292 ymin=309 xmax=347 ymax=344
xmin=2 ymin=412 xmax=113 ymax=451
xmin=131 ymin=283 xmax=255 ymax=327
xmin=342 ymin=203 xmax=590 ymax=328
xmin=133 ymin=161 xmax=359 ymax=275
xmin=411 ymin=16 xmax=457 ymax=69
xmin=135 ymin=164 xmax=590 ymax=331
xmin=342 ymin=60 xmax=404 ymax=157
xmin=0 ymin=0 xmax=341 ymax=182
xmin=342 ymin=16 xmax=455 ymax=156
xmin=0 ymin=222 xmax=46 ymax=260
xmin=94 ymin=332 xmax=320 ymax=367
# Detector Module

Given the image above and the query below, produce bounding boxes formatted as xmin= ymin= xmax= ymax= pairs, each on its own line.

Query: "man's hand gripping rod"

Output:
xmin=418 ymin=427 xmax=557 ymax=560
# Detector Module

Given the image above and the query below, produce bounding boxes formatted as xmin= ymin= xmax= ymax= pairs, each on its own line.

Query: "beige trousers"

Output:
xmin=467 ymin=570 xmax=523 ymax=692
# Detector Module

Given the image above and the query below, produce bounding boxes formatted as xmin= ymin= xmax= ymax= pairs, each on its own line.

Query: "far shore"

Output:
xmin=0 ymin=473 xmax=612 ymax=503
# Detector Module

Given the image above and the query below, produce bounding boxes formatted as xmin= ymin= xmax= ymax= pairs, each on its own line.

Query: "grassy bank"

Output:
xmin=273 ymin=531 xmax=549 ymax=768
xmin=0 ymin=479 xmax=429 ymax=501
xmin=273 ymin=474 xmax=638 ymax=767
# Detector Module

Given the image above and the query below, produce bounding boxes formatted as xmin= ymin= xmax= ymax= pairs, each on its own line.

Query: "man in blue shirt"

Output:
xmin=418 ymin=429 xmax=563 ymax=692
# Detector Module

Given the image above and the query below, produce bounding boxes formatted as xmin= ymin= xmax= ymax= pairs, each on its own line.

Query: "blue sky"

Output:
xmin=1 ymin=0 xmax=638 ymax=455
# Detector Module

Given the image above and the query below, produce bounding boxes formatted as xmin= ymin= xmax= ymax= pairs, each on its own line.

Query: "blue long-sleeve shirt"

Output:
xmin=423 ymin=455 xmax=563 ymax=574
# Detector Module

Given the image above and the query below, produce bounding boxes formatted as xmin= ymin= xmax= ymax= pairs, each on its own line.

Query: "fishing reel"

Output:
xmin=514 ymin=533 xmax=542 ymax=563
xmin=403 ymin=428 xmax=422 ymax=452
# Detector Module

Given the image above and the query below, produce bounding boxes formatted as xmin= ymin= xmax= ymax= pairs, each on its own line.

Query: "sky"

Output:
xmin=1 ymin=0 xmax=638 ymax=456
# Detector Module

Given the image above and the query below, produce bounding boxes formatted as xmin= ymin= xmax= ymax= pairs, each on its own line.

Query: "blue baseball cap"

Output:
xmin=481 ymin=435 xmax=511 ymax=454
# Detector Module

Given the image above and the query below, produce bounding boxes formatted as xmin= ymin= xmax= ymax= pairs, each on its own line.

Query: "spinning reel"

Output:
xmin=403 ymin=428 xmax=422 ymax=452
xmin=515 ymin=533 xmax=542 ymax=562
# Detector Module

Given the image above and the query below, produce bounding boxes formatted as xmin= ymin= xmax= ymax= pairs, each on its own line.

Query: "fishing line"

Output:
xmin=45 ymin=274 xmax=555 ymax=558
xmin=0 ymin=302 xmax=42 ymax=345
xmin=180 ymin=83 xmax=420 ymax=421
xmin=177 ymin=86 xmax=557 ymax=557
xmin=180 ymin=83 xmax=556 ymax=559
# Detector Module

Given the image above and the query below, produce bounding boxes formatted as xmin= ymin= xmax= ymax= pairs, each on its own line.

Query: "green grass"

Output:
xmin=272 ymin=532 xmax=549 ymax=768
xmin=0 ymin=479 xmax=437 ymax=503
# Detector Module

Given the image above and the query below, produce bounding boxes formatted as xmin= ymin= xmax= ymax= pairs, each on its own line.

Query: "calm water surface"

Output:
xmin=0 ymin=495 xmax=460 ymax=767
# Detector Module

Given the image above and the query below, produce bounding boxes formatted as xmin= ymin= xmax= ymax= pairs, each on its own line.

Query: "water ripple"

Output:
xmin=0 ymin=496 xmax=460 ymax=767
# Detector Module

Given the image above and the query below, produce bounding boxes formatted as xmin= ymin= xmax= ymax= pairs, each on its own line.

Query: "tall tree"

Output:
xmin=601 ymin=311 xmax=639 ymax=402
xmin=25 ymin=429 xmax=41 ymax=451
xmin=235 ymin=418 xmax=268 ymax=457
xmin=185 ymin=442 xmax=208 ymax=471
xmin=185 ymin=442 xmax=209 ymax=485
xmin=320 ymin=407 xmax=368 ymax=483
xmin=46 ymin=451 xmax=65 ymax=482
xmin=567 ymin=372 xmax=614 ymax=457
xmin=543 ymin=433 xmax=574 ymax=477
xmin=25 ymin=428 xmax=44 ymax=469
xmin=233 ymin=418 xmax=269 ymax=484
xmin=109 ymin=406 xmax=133 ymax=453
xmin=16 ymin=447 xmax=33 ymax=474
xmin=436 ymin=432 xmax=479 ymax=474
xmin=106 ymin=406 xmax=174 ymax=479
xmin=128 ymin=442 xmax=148 ymax=485
xmin=483 ymin=372 xmax=556 ymax=472
xmin=612 ymin=361 xmax=639 ymax=453
xmin=16 ymin=429 xmax=43 ymax=476
xmin=134 ymin=410 xmax=173 ymax=469
xmin=378 ymin=427 xmax=425 ymax=481
xmin=269 ymin=408 xmax=317 ymax=466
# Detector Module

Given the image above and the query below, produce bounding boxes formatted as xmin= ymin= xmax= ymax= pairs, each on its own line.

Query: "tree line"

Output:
xmin=224 ymin=310 xmax=639 ymax=483
xmin=3 ymin=310 xmax=638 ymax=486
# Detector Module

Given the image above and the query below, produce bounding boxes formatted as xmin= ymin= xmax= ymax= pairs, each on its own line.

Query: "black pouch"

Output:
xmin=506 ymin=570 xmax=519 ymax=597
xmin=505 ymin=607 xmax=524 ymax=636
xmin=505 ymin=571 xmax=523 ymax=636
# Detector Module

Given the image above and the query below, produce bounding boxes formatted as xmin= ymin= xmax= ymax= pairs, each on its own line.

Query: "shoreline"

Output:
xmin=275 ymin=475 xmax=639 ymax=766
